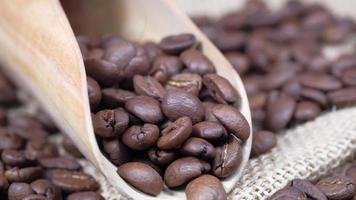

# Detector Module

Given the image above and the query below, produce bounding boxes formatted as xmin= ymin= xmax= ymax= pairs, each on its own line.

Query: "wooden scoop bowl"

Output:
xmin=0 ymin=0 xmax=251 ymax=199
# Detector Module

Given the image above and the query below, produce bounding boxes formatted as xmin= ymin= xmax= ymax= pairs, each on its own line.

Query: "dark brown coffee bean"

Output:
xmin=87 ymin=76 xmax=102 ymax=110
xmin=92 ymin=109 xmax=129 ymax=137
xmin=8 ymin=182 xmax=34 ymax=200
xmin=212 ymin=134 xmax=243 ymax=178
xmin=261 ymin=65 xmax=297 ymax=90
xmin=9 ymin=113 xmax=44 ymax=131
xmin=282 ymin=79 xmax=303 ymax=98
xmin=0 ymin=107 xmax=7 ymax=126
xmin=341 ymin=68 xmax=356 ymax=86
xmin=25 ymin=140 xmax=58 ymax=161
xmin=203 ymin=73 xmax=238 ymax=104
xmin=99 ymin=35 xmax=125 ymax=49
xmin=101 ymin=88 xmax=136 ymax=108
xmin=269 ymin=186 xmax=307 ymax=200
xmin=86 ymin=48 xmax=104 ymax=60
xmin=30 ymin=179 xmax=62 ymax=200
xmin=133 ymin=75 xmax=166 ymax=100
xmin=332 ymin=54 xmax=356 ymax=77
xmin=0 ymin=173 xmax=9 ymax=191
xmin=300 ymin=88 xmax=328 ymax=107
xmin=249 ymin=92 xmax=267 ymax=110
xmin=122 ymin=124 xmax=159 ymax=151
xmin=142 ymin=42 xmax=163 ymax=61
xmin=192 ymin=121 xmax=228 ymax=142
xmin=12 ymin=126 xmax=48 ymax=141
xmin=181 ymin=137 xmax=216 ymax=160
xmin=243 ymin=75 xmax=262 ymax=95
xmin=62 ymin=136 xmax=82 ymax=158
xmin=0 ymin=74 xmax=17 ymax=105
xmin=162 ymin=90 xmax=204 ymax=123
xmin=213 ymin=31 xmax=247 ymax=52
xmin=327 ymin=87 xmax=356 ymax=107
xmin=5 ymin=167 xmax=42 ymax=183
xmin=0 ymin=128 xmax=22 ymax=150
xmin=46 ymin=169 xmax=99 ymax=193
xmin=67 ymin=191 xmax=104 ymax=200
xmin=151 ymin=55 xmax=184 ymax=83
xmin=117 ymin=162 xmax=163 ymax=196
xmin=292 ymin=179 xmax=327 ymax=200
xmin=125 ymin=96 xmax=163 ymax=124
xmin=208 ymin=104 xmax=250 ymax=142
xmin=102 ymin=138 xmax=130 ymax=166
xmin=308 ymin=55 xmax=330 ymax=72
xmin=157 ymin=116 xmax=192 ymax=150
xmin=23 ymin=194 xmax=47 ymax=200
xmin=84 ymin=59 xmax=120 ymax=86
xmin=35 ymin=109 xmax=57 ymax=132
xmin=265 ymin=94 xmax=296 ymax=132
xmin=316 ymin=176 xmax=355 ymax=200
xmin=180 ymin=49 xmax=215 ymax=75
xmin=159 ymin=33 xmax=196 ymax=54
xmin=164 ymin=157 xmax=211 ymax=188
xmin=2 ymin=149 xmax=27 ymax=166
xmin=225 ymin=52 xmax=250 ymax=76
xmin=299 ymin=73 xmax=342 ymax=91
xmin=186 ymin=175 xmax=227 ymax=200
xmin=251 ymin=130 xmax=277 ymax=157
xmin=147 ymin=148 xmax=176 ymax=166
xmin=166 ymin=73 xmax=203 ymax=96
xmin=294 ymin=101 xmax=321 ymax=121
xmin=38 ymin=157 xmax=81 ymax=170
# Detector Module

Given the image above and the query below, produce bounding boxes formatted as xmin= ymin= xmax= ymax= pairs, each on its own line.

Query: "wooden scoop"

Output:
xmin=0 ymin=0 xmax=251 ymax=199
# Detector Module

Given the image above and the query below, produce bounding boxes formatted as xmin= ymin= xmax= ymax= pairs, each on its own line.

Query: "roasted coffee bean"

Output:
xmin=38 ymin=157 xmax=81 ymax=170
xmin=0 ymin=173 xmax=9 ymax=191
xmin=12 ymin=126 xmax=48 ymax=141
xmin=62 ymin=136 xmax=82 ymax=158
xmin=327 ymin=87 xmax=356 ymax=107
xmin=35 ymin=109 xmax=57 ymax=132
xmin=243 ymin=75 xmax=262 ymax=95
xmin=249 ymin=92 xmax=267 ymax=110
xmin=0 ymin=73 xmax=17 ymax=105
xmin=269 ymin=187 xmax=307 ymax=200
xmin=142 ymin=42 xmax=163 ymax=61
xmin=92 ymin=109 xmax=129 ymax=137
xmin=84 ymin=58 xmax=120 ymax=86
xmin=180 ymin=49 xmax=215 ymax=75
xmin=0 ymin=128 xmax=22 ymax=150
xmin=133 ymin=75 xmax=166 ymax=100
xmin=147 ymin=148 xmax=176 ymax=166
xmin=265 ymin=93 xmax=296 ymax=132
xmin=166 ymin=73 xmax=202 ymax=96
xmin=294 ymin=101 xmax=321 ymax=121
xmin=102 ymin=138 xmax=130 ymax=166
xmin=99 ymin=35 xmax=125 ymax=48
xmin=87 ymin=76 xmax=102 ymax=110
xmin=8 ymin=182 xmax=34 ymax=200
xmin=151 ymin=55 xmax=184 ymax=83
xmin=282 ymin=79 xmax=303 ymax=98
xmin=261 ymin=65 xmax=297 ymax=90
xmin=25 ymin=139 xmax=58 ymax=161
xmin=251 ymin=130 xmax=277 ymax=157
xmin=203 ymin=73 xmax=238 ymax=104
xmin=186 ymin=175 xmax=227 ymax=200
xmin=162 ymin=90 xmax=204 ymax=123
xmin=192 ymin=121 xmax=228 ymax=142
xmin=316 ymin=176 xmax=355 ymax=200
xmin=157 ymin=116 xmax=192 ymax=150
xmin=5 ymin=167 xmax=42 ymax=182
xmin=299 ymin=73 xmax=342 ymax=91
xmin=122 ymin=124 xmax=159 ymax=151
xmin=300 ymin=88 xmax=328 ymax=107
xmin=212 ymin=134 xmax=243 ymax=178
xmin=159 ymin=33 xmax=196 ymax=54
xmin=225 ymin=52 xmax=250 ymax=76
xmin=9 ymin=114 xmax=43 ymax=130
xmin=213 ymin=31 xmax=247 ymax=52
xmin=23 ymin=194 xmax=47 ymax=200
xmin=117 ymin=162 xmax=163 ymax=196
xmin=125 ymin=96 xmax=163 ymax=124
xmin=30 ymin=179 xmax=62 ymax=200
xmin=86 ymin=48 xmax=104 ymax=60
xmin=292 ymin=179 xmax=327 ymax=200
xmin=164 ymin=157 xmax=211 ymax=188
xmin=341 ymin=68 xmax=356 ymax=86
xmin=181 ymin=137 xmax=216 ymax=160
xmin=46 ymin=169 xmax=99 ymax=193
xmin=2 ymin=149 xmax=27 ymax=166
xmin=101 ymin=88 xmax=136 ymax=108
xmin=67 ymin=191 xmax=104 ymax=200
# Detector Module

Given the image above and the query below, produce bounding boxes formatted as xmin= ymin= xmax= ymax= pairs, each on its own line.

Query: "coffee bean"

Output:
xmin=251 ymin=130 xmax=277 ymax=157
xmin=0 ymin=128 xmax=22 ymax=150
xmin=122 ymin=124 xmax=159 ymax=151
xmin=2 ymin=149 xmax=27 ymax=166
xmin=101 ymin=88 xmax=136 ymax=108
xmin=92 ymin=109 xmax=129 ymax=137
xmin=157 ymin=116 xmax=192 ymax=150
xmin=24 ymin=140 xmax=58 ymax=161
xmin=117 ymin=162 xmax=163 ymax=196
xmin=102 ymin=138 xmax=130 ymax=166
xmin=166 ymin=73 xmax=202 ymax=96
xmin=9 ymin=114 xmax=43 ymax=130
xmin=316 ymin=176 xmax=355 ymax=200
xmin=269 ymin=186 xmax=307 ymax=200
xmin=192 ymin=121 xmax=228 ymax=142
xmin=281 ymin=79 xmax=303 ymax=98
xmin=30 ymin=179 xmax=62 ymax=200
xmin=300 ymin=88 xmax=328 ymax=107
xmin=243 ymin=75 xmax=262 ymax=95
xmin=86 ymin=48 xmax=104 ymax=60
xmin=341 ymin=68 xmax=356 ymax=86
xmin=265 ymin=93 xmax=296 ymax=132
xmin=151 ymin=55 xmax=184 ymax=83
xmin=203 ymin=73 xmax=238 ymax=104
xmin=164 ymin=157 xmax=211 ymax=188
xmin=292 ymin=179 xmax=327 ymax=200
xmin=186 ymin=175 xmax=227 ymax=200
xmin=180 ymin=49 xmax=215 ymax=75
xmin=249 ymin=92 xmax=267 ymax=110
xmin=213 ymin=31 xmax=247 ymax=52
xmin=35 ymin=109 xmax=57 ymax=132
xmin=225 ymin=52 xmax=250 ymax=76
xmin=5 ymin=167 xmax=42 ymax=183
xmin=180 ymin=137 xmax=216 ymax=160
xmin=62 ymin=136 xmax=82 ymax=158
xmin=299 ymin=73 xmax=342 ymax=91
xmin=327 ymin=87 xmax=356 ymax=107
xmin=99 ymin=35 xmax=125 ymax=49
xmin=294 ymin=101 xmax=321 ymax=121
xmin=147 ymin=148 xmax=176 ymax=166
xmin=142 ymin=42 xmax=163 ymax=61
xmin=38 ymin=157 xmax=81 ymax=170
xmin=125 ymin=96 xmax=163 ymax=124
xmin=159 ymin=33 xmax=196 ymax=54
xmin=133 ymin=75 xmax=166 ymax=100
xmin=261 ymin=65 xmax=297 ymax=90
xmin=0 ymin=173 xmax=9 ymax=191
xmin=87 ymin=76 xmax=102 ymax=110
xmin=22 ymin=194 xmax=47 ymax=200
xmin=0 ymin=74 xmax=17 ymax=105
xmin=332 ymin=54 xmax=356 ymax=77
xmin=8 ymin=182 xmax=34 ymax=200
xmin=12 ymin=126 xmax=48 ymax=141
xmin=46 ymin=169 xmax=99 ymax=193
xmin=162 ymin=90 xmax=204 ymax=123
xmin=212 ymin=134 xmax=243 ymax=178
xmin=84 ymin=58 xmax=120 ymax=86
xmin=67 ymin=191 xmax=104 ymax=200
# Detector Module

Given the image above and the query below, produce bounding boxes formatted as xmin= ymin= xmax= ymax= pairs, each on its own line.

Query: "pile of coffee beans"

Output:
xmin=270 ymin=160 xmax=356 ymax=200
xmin=79 ymin=32 xmax=250 ymax=197
xmin=0 ymin=73 xmax=103 ymax=199
xmin=193 ymin=0 xmax=356 ymax=157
